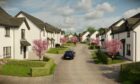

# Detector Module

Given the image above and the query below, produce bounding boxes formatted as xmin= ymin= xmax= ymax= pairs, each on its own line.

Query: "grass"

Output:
xmin=62 ymin=42 xmax=75 ymax=47
xmin=0 ymin=59 xmax=56 ymax=77
xmin=47 ymin=47 xmax=68 ymax=54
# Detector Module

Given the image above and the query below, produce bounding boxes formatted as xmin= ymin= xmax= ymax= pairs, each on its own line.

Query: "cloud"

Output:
xmin=77 ymin=0 xmax=92 ymax=11
xmin=56 ymin=6 xmax=74 ymax=16
xmin=85 ymin=2 xmax=114 ymax=20
xmin=96 ymin=2 xmax=114 ymax=12
xmin=123 ymin=8 xmax=140 ymax=18
xmin=85 ymin=10 xmax=104 ymax=19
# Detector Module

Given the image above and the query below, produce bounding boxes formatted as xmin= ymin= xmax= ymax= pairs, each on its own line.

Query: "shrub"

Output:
xmin=96 ymin=50 xmax=108 ymax=64
xmin=43 ymin=56 xmax=50 ymax=61
xmin=89 ymin=45 xmax=95 ymax=49
xmin=120 ymin=62 xmax=140 ymax=83
xmin=31 ymin=59 xmax=55 ymax=77
xmin=55 ymin=44 xmax=60 ymax=48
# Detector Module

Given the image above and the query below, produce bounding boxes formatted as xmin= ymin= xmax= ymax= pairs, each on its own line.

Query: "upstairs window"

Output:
xmin=5 ymin=27 xmax=10 ymax=37
xmin=127 ymin=31 xmax=130 ymax=38
xmin=21 ymin=29 xmax=25 ymax=39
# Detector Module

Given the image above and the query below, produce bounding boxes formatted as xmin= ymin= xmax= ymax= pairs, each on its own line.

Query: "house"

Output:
xmin=81 ymin=31 xmax=90 ymax=42
xmin=110 ymin=13 xmax=140 ymax=62
xmin=0 ymin=7 xmax=30 ymax=59
xmin=90 ymin=31 xmax=99 ymax=40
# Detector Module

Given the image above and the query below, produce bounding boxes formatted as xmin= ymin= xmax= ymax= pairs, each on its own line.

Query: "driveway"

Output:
xmin=51 ymin=44 xmax=120 ymax=84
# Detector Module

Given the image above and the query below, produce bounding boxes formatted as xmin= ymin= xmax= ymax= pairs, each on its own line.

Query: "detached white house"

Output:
xmin=0 ymin=7 xmax=30 ymax=59
xmin=110 ymin=13 xmax=140 ymax=62
xmin=90 ymin=31 xmax=99 ymax=39
xmin=81 ymin=31 xmax=90 ymax=42
xmin=0 ymin=7 xmax=64 ymax=60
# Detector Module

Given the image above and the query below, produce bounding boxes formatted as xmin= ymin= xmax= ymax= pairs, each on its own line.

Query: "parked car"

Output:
xmin=62 ymin=50 xmax=75 ymax=60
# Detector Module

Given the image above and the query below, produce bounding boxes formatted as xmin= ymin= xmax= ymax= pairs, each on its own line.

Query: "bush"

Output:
xmin=31 ymin=59 xmax=55 ymax=77
xmin=120 ymin=62 xmax=140 ymax=83
xmin=55 ymin=44 xmax=60 ymax=48
xmin=96 ymin=50 xmax=108 ymax=64
xmin=43 ymin=56 xmax=50 ymax=61
xmin=6 ymin=60 xmax=46 ymax=67
xmin=89 ymin=45 xmax=95 ymax=49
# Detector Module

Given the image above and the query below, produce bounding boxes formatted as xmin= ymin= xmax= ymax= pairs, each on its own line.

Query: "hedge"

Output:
xmin=31 ymin=59 xmax=55 ymax=77
xmin=120 ymin=62 xmax=140 ymax=83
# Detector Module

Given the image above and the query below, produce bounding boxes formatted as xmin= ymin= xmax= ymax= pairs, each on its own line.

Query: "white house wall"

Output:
xmin=0 ymin=26 xmax=14 ymax=59
xmin=113 ymin=32 xmax=134 ymax=61
xmin=134 ymin=25 xmax=140 ymax=61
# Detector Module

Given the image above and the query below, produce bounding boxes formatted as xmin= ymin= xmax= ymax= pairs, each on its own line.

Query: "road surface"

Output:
xmin=51 ymin=44 xmax=119 ymax=84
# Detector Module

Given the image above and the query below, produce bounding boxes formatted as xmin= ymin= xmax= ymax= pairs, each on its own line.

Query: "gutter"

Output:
xmin=132 ymin=30 xmax=137 ymax=62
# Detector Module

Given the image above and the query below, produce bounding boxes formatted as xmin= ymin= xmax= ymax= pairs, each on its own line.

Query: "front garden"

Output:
xmin=91 ymin=50 xmax=124 ymax=64
xmin=0 ymin=57 xmax=55 ymax=77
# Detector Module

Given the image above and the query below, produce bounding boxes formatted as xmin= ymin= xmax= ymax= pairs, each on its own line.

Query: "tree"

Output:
xmin=104 ymin=39 xmax=122 ymax=59
xmin=87 ymin=26 xmax=96 ymax=33
xmin=71 ymin=36 xmax=78 ymax=45
xmin=60 ymin=36 xmax=67 ymax=44
xmin=91 ymin=38 xmax=100 ymax=46
xmin=33 ymin=39 xmax=48 ymax=60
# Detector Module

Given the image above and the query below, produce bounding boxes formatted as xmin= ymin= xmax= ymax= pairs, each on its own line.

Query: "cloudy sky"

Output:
xmin=0 ymin=0 xmax=140 ymax=33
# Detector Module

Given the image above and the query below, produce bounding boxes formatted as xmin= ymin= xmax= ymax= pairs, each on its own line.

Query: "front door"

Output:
xmin=23 ymin=46 xmax=27 ymax=59
xmin=121 ymin=39 xmax=125 ymax=57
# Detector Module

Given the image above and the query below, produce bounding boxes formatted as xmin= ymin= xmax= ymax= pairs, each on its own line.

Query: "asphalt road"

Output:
xmin=51 ymin=44 xmax=119 ymax=84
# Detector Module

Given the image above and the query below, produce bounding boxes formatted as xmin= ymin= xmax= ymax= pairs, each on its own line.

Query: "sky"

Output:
xmin=0 ymin=0 xmax=140 ymax=33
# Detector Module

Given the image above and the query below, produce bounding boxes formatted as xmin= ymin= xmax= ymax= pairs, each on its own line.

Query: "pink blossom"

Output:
xmin=104 ymin=39 xmax=122 ymax=57
xmin=33 ymin=39 xmax=48 ymax=59
xmin=60 ymin=36 xmax=67 ymax=44
xmin=91 ymin=38 xmax=100 ymax=46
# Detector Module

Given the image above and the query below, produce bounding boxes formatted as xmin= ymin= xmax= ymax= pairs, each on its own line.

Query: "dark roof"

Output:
xmin=45 ymin=23 xmax=61 ymax=33
xmin=131 ymin=13 xmax=140 ymax=18
xmin=0 ymin=7 xmax=29 ymax=28
xmin=111 ymin=18 xmax=140 ymax=34
xmin=16 ymin=11 xmax=45 ymax=30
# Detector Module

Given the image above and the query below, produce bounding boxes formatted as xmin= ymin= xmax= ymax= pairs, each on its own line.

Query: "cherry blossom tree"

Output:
xmin=71 ymin=36 xmax=78 ymax=45
xmin=60 ymin=36 xmax=67 ymax=44
xmin=33 ymin=39 xmax=48 ymax=60
xmin=91 ymin=38 xmax=100 ymax=46
xmin=104 ymin=39 xmax=122 ymax=59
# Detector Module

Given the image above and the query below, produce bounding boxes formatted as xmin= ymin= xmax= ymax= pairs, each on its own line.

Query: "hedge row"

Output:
xmin=31 ymin=59 xmax=55 ymax=77
xmin=96 ymin=50 xmax=112 ymax=64
xmin=120 ymin=62 xmax=140 ymax=84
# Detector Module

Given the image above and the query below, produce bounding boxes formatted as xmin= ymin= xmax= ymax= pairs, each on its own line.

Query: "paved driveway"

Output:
xmin=51 ymin=44 xmax=120 ymax=84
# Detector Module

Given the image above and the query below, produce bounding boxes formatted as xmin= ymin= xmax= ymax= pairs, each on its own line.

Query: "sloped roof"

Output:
xmin=16 ymin=11 xmax=45 ymax=30
xmin=0 ymin=7 xmax=29 ymax=28
xmin=131 ymin=13 xmax=140 ymax=18
xmin=45 ymin=23 xmax=61 ymax=33
xmin=111 ymin=18 xmax=140 ymax=34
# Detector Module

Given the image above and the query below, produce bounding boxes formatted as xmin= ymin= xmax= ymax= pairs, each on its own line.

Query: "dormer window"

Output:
xmin=5 ymin=27 xmax=10 ymax=37
xmin=127 ymin=31 xmax=130 ymax=37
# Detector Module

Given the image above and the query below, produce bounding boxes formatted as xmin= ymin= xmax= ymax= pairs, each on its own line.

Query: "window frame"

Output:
xmin=5 ymin=27 xmax=10 ymax=37
xmin=3 ymin=46 xmax=11 ymax=58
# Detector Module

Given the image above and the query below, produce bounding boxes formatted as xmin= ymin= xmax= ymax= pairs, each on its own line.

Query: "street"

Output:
xmin=51 ymin=44 xmax=119 ymax=84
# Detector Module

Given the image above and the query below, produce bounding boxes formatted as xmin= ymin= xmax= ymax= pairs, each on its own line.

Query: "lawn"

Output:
xmin=0 ymin=58 xmax=55 ymax=77
xmin=47 ymin=47 xmax=68 ymax=54
xmin=62 ymin=42 xmax=75 ymax=47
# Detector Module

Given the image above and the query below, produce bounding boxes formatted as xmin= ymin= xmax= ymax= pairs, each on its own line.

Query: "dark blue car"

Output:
xmin=62 ymin=50 xmax=75 ymax=60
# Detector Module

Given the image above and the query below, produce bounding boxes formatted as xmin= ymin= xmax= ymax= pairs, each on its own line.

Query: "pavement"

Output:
xmin=0 ymin=44 xmax=121 ymax=84
xmin=51 ymin=44 xmax=120 ymax=84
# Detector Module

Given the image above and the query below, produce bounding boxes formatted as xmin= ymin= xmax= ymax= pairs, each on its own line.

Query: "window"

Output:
xmin=3 ymin=47 xmax=11 ymax=58
xmin=5 ymin=27 xmax=10 ymax=37
xmin=21 ymin=29 xmax=25 ymax=39
xmin=127 ymin=44 xmax=131 ymax=56
xmin=43 ymin=30 xmax=45 ymax=37
xmin=127 ymin=31 xmax=130 ymax=37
